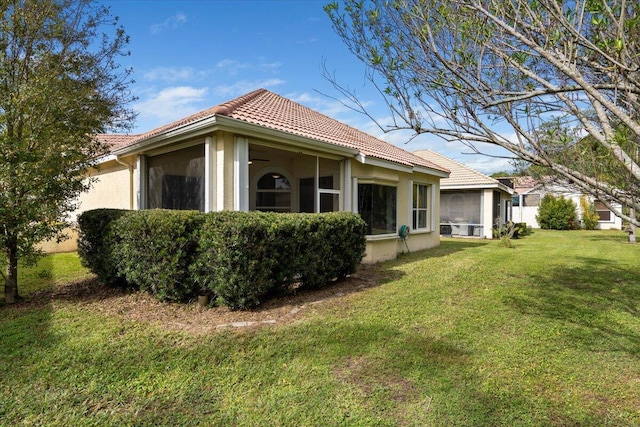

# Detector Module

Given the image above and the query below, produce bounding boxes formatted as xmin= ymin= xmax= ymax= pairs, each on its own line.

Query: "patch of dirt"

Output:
xmin=18 ymin=266 xmax=385 ymax=335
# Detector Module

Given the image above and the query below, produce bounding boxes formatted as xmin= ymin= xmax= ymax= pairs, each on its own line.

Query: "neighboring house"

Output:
xmin=62 ymin=89 xmax=450 ymax=263
xmin=413 ymin=150 xmax=513 ymax=239
xmin=511 ymin=176 xmax=623 ymax=230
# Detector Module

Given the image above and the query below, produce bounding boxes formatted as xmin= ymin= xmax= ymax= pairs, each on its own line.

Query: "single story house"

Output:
xmin=61 ymin=89 xmax=450 ymax=263
xmin=511 ymin=176 xmax=623 ymax=230
xmin=413 ymin=149 xmax=513 ymax=238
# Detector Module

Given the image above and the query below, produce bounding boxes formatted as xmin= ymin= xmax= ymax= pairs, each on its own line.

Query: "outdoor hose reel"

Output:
xmin=399 ymin=224 xmax=410 ymax=253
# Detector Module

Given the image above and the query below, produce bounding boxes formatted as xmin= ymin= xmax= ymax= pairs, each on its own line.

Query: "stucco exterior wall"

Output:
xmin=352 ymin=162 xmax=442 ymax=263
xmin=39 ymin=160 xmax=133 ymax=253
xmin=77 ymin=161 xmax=132 ymax=217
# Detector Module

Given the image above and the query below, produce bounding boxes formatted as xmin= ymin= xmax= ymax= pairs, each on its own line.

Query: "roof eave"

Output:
xmin=112 ymin=115 xmax=362 ymax=159
xmin=357 ymin=154 xmax=450 ymax=177
xmin=112 ymin=116 xmax=219 ymax=156
xmin=442 ymin=182 xmax=514 ymax=193
xmin=413 ymin=165 xmax=450 ymax=178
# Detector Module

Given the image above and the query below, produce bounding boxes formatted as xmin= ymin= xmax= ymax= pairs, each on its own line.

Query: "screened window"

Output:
xmin=523 ymin=194 xmax=541 ymax=207
xmin=147 ymin=145 xmax=204 ymax=211
xmin=358 ymin=183 xmax=397 ymax=235
xmin=299 ymin=176 xmax=338 ymax=213
xmin=440 ymin=191 xmax=481 ymax=224
xmin=256 ymin=173 xmax=291 ymax=212
xmin=413 ymin=183 xmax=430 ymax=231
xmin=595 ymin=201 xmax=611 ymax=221
xmin=512 ymin=195 xmax=520 ymax=207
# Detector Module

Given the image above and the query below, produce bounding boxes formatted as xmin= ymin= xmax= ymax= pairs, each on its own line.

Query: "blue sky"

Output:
xmin=103 ymin=0 xmax=512 ymax=174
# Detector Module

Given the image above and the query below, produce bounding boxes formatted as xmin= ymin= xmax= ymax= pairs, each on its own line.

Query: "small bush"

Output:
xmin=513 ymin=222 xmax=528 ymax=237
xmin=113 ymin=210 xmax=204 ymax=302
xmin=77 ymin=209 xmax=127 ymax=286
xmin=580 ymin=196 xmax=599 ymax=230
xmin=536 ymin=194 xmax=578 ymax=230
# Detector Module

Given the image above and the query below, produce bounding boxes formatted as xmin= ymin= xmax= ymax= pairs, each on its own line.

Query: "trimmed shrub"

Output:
xmin=296 ymin=212 xmax=367 ymax=289
xmin=536 ymin=194 xmax=578 ymax=230
xmin=113 ymin=210 xmax=204 ymax=302
xmin=193 ymin=211 xmax=367 ymax=310
xmin=193 ymin=211 xmax=281 ymax=310
xmin=77 ymin=209 xmax=127 ymax=286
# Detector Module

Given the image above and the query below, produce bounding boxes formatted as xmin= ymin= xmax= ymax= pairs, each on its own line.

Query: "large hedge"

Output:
xmin=193 ymin=212 xmax=367 ymax=309
xmin=77 ymin=209 xmax=367 ymax=309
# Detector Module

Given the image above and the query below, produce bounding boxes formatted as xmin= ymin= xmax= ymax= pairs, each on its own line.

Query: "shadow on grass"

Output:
xmin=505 ymin=256 xmax=640 ymax=355
xmin=0 ymin=300 xmax=56 ymax=377
xmin=584 ymin=231 xmax=631 ymax=243
xmin=9 ymin=276 xmax=133 ymax=310
xmin=398 ymin=237 xmax=491 ymax=261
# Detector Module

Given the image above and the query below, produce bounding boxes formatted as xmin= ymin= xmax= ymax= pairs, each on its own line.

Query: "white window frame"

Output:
xmin=412 ymin=182 xmax=432 ymax=232
xmin=315 ymin=156 xmax=342 ymax=213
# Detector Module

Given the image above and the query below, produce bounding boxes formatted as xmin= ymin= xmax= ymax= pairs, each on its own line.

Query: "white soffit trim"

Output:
xmin=93 ymin=154 xmax=117 ymax=165
xmin=442 ymin=183 xmax=514 ymax=194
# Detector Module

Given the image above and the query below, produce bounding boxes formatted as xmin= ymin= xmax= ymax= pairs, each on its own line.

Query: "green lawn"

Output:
xmin=1 ymin=230 xmax=639 ymax=426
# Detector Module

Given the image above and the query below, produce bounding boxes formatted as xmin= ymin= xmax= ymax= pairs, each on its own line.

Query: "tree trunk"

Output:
xmin=4 ymin=240 xmax=20 ymax=304
xmin=629 ymin=208 xmax=637 ymax=243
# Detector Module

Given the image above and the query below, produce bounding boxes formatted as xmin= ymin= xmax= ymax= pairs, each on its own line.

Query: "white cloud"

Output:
xmin=216 ymin=59 xmax=282 ymax=76
xmin=133 ymin=86 xmax=209 ymax=129
xmin=143 ymin=67 xmax=209 ymax=83
xmin=216 ymin=59 xmax=251 ymax=75
xmin=150 ymin=13 xmax=187 ymax=34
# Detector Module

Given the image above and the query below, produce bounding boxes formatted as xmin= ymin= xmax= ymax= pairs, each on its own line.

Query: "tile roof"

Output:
xmin=512 ymin=176 xmax=540 ymax=194
xmin=103 ymin=89 xmax=448 ymax=173
xmin=95 ymin=134 xmax=139 ymax=150
xmin=414 ymin=149 xmax=511 ymax=192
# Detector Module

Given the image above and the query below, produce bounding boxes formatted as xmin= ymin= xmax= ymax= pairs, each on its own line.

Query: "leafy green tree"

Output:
xmin=325 ymin=0 xmax=640 ymax=228
xmin=536 ymin=194 xmax=578 ymax=230
xmin=0 ymin=0 xmax=134 ymax=303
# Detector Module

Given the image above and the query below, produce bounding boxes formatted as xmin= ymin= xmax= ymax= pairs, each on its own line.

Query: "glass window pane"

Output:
xmin=418 ymin=210 xmax=427 ymax=229
xmin=358 ymin=183 xmax=397 ymax=235
xmin=417 ymin=184 xmax=428 ymax=208
xmin=320 ymin=193 xmax=339 ymax=212
xmin=256 ymin=173 xmax=291 ymax=212
xmin=413 ymin=183 xmax=430 ymax=230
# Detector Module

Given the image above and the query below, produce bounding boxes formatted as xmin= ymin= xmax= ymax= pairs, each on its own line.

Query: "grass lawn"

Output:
xmin=1 ymin=230 xmax=639 ymax=426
